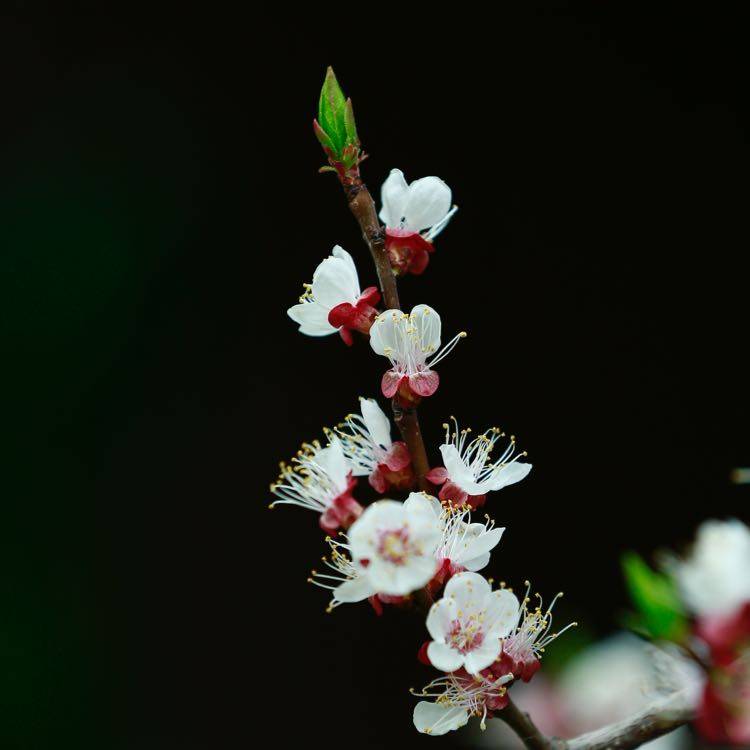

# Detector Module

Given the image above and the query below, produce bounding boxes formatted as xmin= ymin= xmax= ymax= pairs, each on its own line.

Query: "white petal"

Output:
xmin=464 ymin=640 xmax=502 ymax=674
xmin=426 ymin=597 xmax=459 ymax=641
xmin=334 ymin=575 xmax=376 ymax=603
xmin=360 ymin=397 xmax=392 ymax=450
xmin=413 ymin=702 xmax=469 ymax=736
xmin=444 ymin=572 xmax=492 ymax=611
xmin=457 ymin=525 xmax=505 ymax=563
xmin=440 ymin=444 xmax=479 ymax=493
xmin=410 ymin=304 xmax=442 ymax=355
xmin=348 ymin=500 xmax=404 ymax=561
xmin=331 ymin=245 xmax=358 ymax=279
xmin=461 ymin=552 xmax=491 ymax=572
xmin=286 ymin=302 xmax=336 ymax=336
xmin=311 ymin=252 xmax=360 ymax=309
xmin=403 ymin=491 xmax=440 ymax=524
xmin=403 ymin=176 xmax=452 ymax=232
xmin=314 ymin=439 xmax=349 ymax=491
xmin=484 ymin=589 xmax=521 ymax=638
xmin=485 ymin=461 xmax=533 ymax=492
xmin=369 ymin=309 xmax=403 ymax=357
xmin=427 ymin=641 xmax=465 ymax=672
xmin=367 ymin=554 xmax=437 ymax=596
xmin=425 ymin=204 xmax=458 ymax=241
xmin=379 ymin=168 xmax=409 ymax=227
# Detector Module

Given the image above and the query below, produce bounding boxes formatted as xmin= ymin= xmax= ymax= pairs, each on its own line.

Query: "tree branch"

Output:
xmin=562 ymin=690 xmax=694 ymax=750
xmin=500 ymin=698 xmax=556 ymax=750
xmin=343 ymin=179 xmax=400 ymax=310
xmin=336 ymin=171 xmax=431 ymax=490
xmin=499 ymin=691 xmax=694 ymax=750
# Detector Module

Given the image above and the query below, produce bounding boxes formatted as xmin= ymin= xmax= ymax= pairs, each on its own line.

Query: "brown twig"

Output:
xmin=336 ymin=170 xmax=431 ymax=490
xmin=500 ymin=698 xmax=557 ymax=750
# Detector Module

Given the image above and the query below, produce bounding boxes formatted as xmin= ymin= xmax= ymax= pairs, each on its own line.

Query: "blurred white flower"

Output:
xmin=674 ymin=519 xmax=750 ymax=617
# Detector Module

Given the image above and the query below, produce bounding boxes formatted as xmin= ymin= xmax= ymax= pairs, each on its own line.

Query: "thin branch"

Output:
xmin=343 ymin=179 xmax=400 ymax=310
xmin=562 ymin=690 xmax=695 ymax=750
xmin=500 ymin=697 xmax=556 ymax=750
xmin=499 ymin=691 xmax=695 ymax=750
xmin=336 ymin=171 xmax=431 ymax=490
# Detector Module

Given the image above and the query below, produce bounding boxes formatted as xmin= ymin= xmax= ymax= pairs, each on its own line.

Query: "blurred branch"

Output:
xmin=500 ymin=692 xmax=694 ymax=750
xmin=500 ymin=698 xmax=554 ymax=750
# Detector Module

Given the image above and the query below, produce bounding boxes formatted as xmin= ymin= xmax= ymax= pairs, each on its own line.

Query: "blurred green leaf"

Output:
xmin=621 ymin=552 xmax=687 ymax=642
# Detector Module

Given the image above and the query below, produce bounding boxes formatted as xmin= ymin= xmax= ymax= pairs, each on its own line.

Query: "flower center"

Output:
xmin=448 ymin=617 xmax=485 ymax=654
xmin=377 ymin=527 xmax=411 ymax=564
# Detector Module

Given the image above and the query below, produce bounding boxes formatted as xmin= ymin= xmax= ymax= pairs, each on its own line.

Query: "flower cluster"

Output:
xmin=272 ymin=71 xmax=573 ymax=740
xmin=413 ymin=574 xmax=575 ymax=734
xmin=624 ymin=518 xmax=750 ymax=746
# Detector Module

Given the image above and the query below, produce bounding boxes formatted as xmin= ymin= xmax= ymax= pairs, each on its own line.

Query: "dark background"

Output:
xmin=2 ymin=4 xmax=748 ymax=748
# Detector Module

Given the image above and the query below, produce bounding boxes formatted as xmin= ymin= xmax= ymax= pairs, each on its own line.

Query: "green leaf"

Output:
xmin=313 ymin=119 xmax=335 ymax=153
xmin=318 ymin=66 xmax=347 ymax=154
xmin=343 ymin=98 xmax=359 ymax=145
xmin=621 ymin=552 xmax=687 ymax=642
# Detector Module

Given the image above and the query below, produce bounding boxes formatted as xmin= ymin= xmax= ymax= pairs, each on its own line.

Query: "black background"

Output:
xmin=2 ymin=4 xmax=749 ymax=748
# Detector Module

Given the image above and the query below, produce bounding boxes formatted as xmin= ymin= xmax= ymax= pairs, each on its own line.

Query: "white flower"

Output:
xmin=369 ymin=305 xmax=466 ymax=400
xmin=412 ymin=671 xmax=514 ymax=736
xmin=673 ymin=519 xmax=750 ymax=617
xmin=309 ymin=535 xmax=377 ymax=612
xmin=348 ymin=492 xmax=442 ymax=596
xmin=426 ymin=572 xmax=520 ymax=674
xmin=269 ymin=437 xmax=361 ymax=531
xmin=379 ymin=168 xmax=457 ymax=241
xmin=500 ymin=582 xmax=576 ymax=682
xmin=332 ymin=397 xmax=393 ymax=476
xmin=429 ymin=497 xmax=505 ymax=573
xmin=287 ymin=245 xmax=379 ymax=343
xmin=438 ymin=418 xmax=532 ymax=497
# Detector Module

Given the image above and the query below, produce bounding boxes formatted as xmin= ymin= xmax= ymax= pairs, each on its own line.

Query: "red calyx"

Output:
xmin=327 ymin=286 xmax=381 ymax=346
xmin=695 ymin=601 xmax=750 ymax=745
xmin=385 ymin=228 xmax=434 ymax=276
xmin=367 ymin=592 xmax=410 ymax=616
xmin=319 ymin=474 xmax=363 ymax=532
xmin=426 ymin=557 xmax=455 ymax=597
xmin=697 ymin=601 xmax=750 ymax=667
xmin=696 ymin=664 xmax=750 ymax=746
xmin=487 ymin=645 xmax=541 ymax=685
xmin=425 ymin=466 xmax=487 ymax=509
xmin=381 ymin=369 xmax=440 ymax=407
xmin=369 ymin=441 xmax=415 ymax=493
